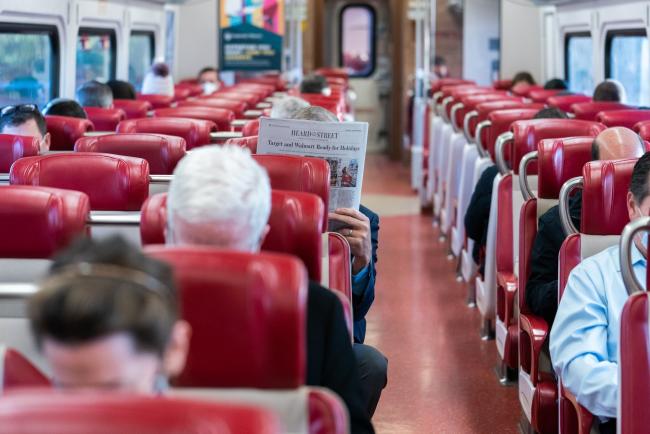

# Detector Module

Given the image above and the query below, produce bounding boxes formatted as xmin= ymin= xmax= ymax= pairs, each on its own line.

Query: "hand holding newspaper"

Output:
xmin=257 ymin=117 xmax=369 ymax=215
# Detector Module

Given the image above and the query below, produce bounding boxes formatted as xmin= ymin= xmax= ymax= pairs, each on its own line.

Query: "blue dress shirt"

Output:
xmin=550 ymin=243 xmax=646 ymax=419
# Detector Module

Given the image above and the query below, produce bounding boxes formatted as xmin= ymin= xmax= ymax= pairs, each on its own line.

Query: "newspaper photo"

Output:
xmin=257 ymin=117 xmax=369 ymax=213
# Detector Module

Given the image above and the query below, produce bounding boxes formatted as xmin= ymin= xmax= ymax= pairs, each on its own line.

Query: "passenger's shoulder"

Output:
xmin=572 ymin=244 xmax=620 ymax=276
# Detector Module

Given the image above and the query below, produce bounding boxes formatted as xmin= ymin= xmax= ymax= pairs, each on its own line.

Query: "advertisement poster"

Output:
xmin=219 ymin=0 xmax=284 ymax=71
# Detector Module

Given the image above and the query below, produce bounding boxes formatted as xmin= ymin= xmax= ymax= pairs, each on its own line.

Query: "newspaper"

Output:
xmin=257 ymin=117 xmax=369 ymax=212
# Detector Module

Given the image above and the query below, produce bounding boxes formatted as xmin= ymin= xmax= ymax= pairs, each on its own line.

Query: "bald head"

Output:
xmin=592 ymin=127 xmax=645 ymax=161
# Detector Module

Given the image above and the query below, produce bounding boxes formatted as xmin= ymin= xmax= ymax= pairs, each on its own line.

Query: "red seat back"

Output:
xmin=473 ymin=102 xmax=544 ymax=147
xmin=536 ymin=137 xmax=595 ymax=200
xmin=635 ymin=120 xmax=650 ymax=141
xmin=146 ymin=246 xmax=307 ymax=388
xmin=596 ymin=109 xmax=650 ymax=129
xmin=10 ymin=153 xmax=149 ymax=211
xmin=176 ymin=98 xmax=247 ymax=116
xmin=112 ymin=99 xmax=152 ymax=119
xmin=484 ymin=108 xmax=542 ymax=160
xmin=224 ymin=135 xmax=258 ymax=153
xmin=44 ymin=115 xmax=94 ymax=151
xmin=153 ymin=107 xmax=235 ymax=131
xmin=0 ymin=347 xmax=50 ymax=390
xmin=546 ymin=94 xmax=591 ymax=112
xmin=0 ymin=134 xmax=40 ymax=172
xmin=213 ymin=91 xmax=261 ymax=108
xmin=136 ymin=93 xmax=174 ymax=109
xmin=82 ymin=107 xmax=126 ymax=131
xmin=570 ymin=101 xmax=632 ymax=120
xmin=0 ymin=391 xmax=281 ymax=433
xmin=116 ymin=117 xmax=217 ymax=150
xmin=430 ymin=78 xmax=475 ymax=94
xmin=492 ymin=79 xmax=513 ymax=90
xmin=0 ymin=186 xmax=89 ymax=258
xmin=175 ymin=83 xmax=204 ymax=97
xmin=172 ymin=87 xmax=191 ymax=102
xmin=242 ymin=119 xmax=260 ymax=136
xmin=75 ymin=133 xmax=186 ymax=175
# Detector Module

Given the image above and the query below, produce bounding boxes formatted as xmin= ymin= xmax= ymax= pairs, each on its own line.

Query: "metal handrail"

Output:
xmin=559 ymin=176 xmax=583 ymax=236
xmin=463 ymin=110 xmax=478 ymax=143
xmin=87 ymin=212 xmax=141 ymax=226
xmin=440 ymin=96 xmax=454 ymax=122
xmin=432 ymin=92 xmax=444 ymax=116
xmin=0 ymin=283 xmax=36 ymax=298
xmin=518 ymin=151 xmax=538 ymax=201
xmin=450 ymin=103 xmax=464 ymax=133
xmin=210 ymin=131 xmax=244 ymax=141
xmin=495 ymin=131 xmax=514 ymax=175
xmin=474 ymin=120 xmax=491 ymax=158
xmin=620 ymin=216 xmax=650 ymax=295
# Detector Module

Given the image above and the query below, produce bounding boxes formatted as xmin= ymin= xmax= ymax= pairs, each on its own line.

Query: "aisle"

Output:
xmin=361 ymin=155 xmax=520 ymax=434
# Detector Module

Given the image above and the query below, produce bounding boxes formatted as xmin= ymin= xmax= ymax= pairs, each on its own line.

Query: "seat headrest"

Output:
xmin=440 ymin=84 xmax=479 ymax=98
xmin=224 ymin=135 xmax=258 ymax=153
xmin=570 ymin=101 xmax=631 ymax=121
xmin=596 ymin=109 xmax=650 ymax=129
xmin=82 ymin=107 xmax=126 ymax=131
xmin=10 ymin=153 xmax=149 ymax=211
xmin=172 ymin=86 xmax=192 ymax=102
xmin=74 ymin=133 xmax=186 ymax=175
xmin=0 ymin=185 xmax=89 ymax=258
xmin=476 ymin=101 xmax=543 ymax=124
xmin=460 ymin=93 xmax=518 ymax=110
xmin=635 ymin=120 xmax=650 ymax=141
xmin=44 ymin=115 xmax=94 ymax=151
xmin=116 ymin=117 xmax=217 ymax=150
xmin=0 ymin=391 xmax=280 ymax=432
xmin=527 ymin=89 xmax=561 ymax=103
xmin=546 ymin=94 xmax=591 ymax=112
xmin=0 ymin=346 xmax=50 ymax=389
xmin=492 ymin=79 xmax=513 ymax=90
xmin=449 ymin=86 xmax=491 ymax=99
xmin=136 ymin=93 xmax=174 ymax=109
xmin=510 ymin=119 xmax=605 ymax=174
xmin=214 ymin=91 xmax=260 ymax=108
xmin=537 ymin=136 xmax=595 ymax=199
xmin=153 ymin=107 xmax=235 ymax=131
xmin=484 ymin=108 xmax=541 ymax=160
xmin=582 ymin=159 xmax=637 ymax=235
xmin=112 ymin=99 xmax=153 ymax=119
xmin=145 ymin=246 xmax=307 ymax=388
xmin=178 ymin=98 xmax=247 ymax=116
xmin=253 ymin=155 xmax=330 ymax=231
xmin=175 ymin=82 xmax=204 ymax=97
xmin=0 ymin=134 xmax=40 ymax=172
xmin=430 ymin=79 xmax=475 ymax=93
xmin=242 ymin=119 xmax=260 ymax=137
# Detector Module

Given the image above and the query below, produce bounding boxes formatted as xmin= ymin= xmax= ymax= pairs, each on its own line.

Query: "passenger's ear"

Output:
xmin=257 ymin=224 xmax=271 ymax=251
xmin=163 ymin=320 xmax=191 ymax=378
xmin=627 ymin=191 xmax=639 ymax=221
xmin=41 ymin=133 xmax=51 ymax=153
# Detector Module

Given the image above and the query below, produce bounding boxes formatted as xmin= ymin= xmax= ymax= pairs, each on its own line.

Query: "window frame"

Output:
xmin=130 ymin=30 xmax=155 ymax=65
xmin=76 ymin=27 xmax=117 ymax=84
xmin=338 ymin=3 xmax=377 ymax=78
xmin=0 ymin=22 xmax=60 ymax=103
xmin=604 ymin=28 xmax=648 ymax=79
xmin=564 ymin=31 xmax=591 ymax=82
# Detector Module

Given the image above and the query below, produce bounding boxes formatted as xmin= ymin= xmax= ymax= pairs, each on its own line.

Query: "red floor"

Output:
xmin=362 ymin=155 xmax=521 ymax=434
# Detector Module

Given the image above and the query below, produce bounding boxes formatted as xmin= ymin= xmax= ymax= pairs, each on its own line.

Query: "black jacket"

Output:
xmin=525 ymin=191 xmax=582 ymax=326
xmin=353 ymin=205 xmax=379 ymax=343
xmin=306 ymin=281 xmax=375 ymax=434
xmin=464 ymin=165 xmax=499 ymax=268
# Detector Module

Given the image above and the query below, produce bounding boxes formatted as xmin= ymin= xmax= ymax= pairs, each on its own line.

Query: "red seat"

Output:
xmin=224 ymin=135 xmax=258 ymax=153
xmin=570 ymin=101 xmax=632 ymax=121
xmin=112 ymin=99 xmax=152 ymax=119
xmin=176 ymin=98 xmax=247 ymax=117
xmin=480 ymin=108 xmax=543 ymax=160
xmin=557 ymin=158 xmax=636 ymax=434
xmin=213 ymin=91 xmax=261 ymax=109
xmin=517 ymin=137 xmax=595 ymax=434
xmin=75 ymin=133 xmax=186 ymax=175
xmin=0 ymin=346 xmax=50 ymax=391
xmin=136 ymin=93 xmax=174 ymax=109
xmin=634 ymin=119 xmax=650 ymax=141
xmin=0 ymin=391 xmax=281 ymax=433
xmin=44 ymin=115 xmax=94 ymax=151
xmin=528 ymin=89 xmax=563 ymax=103
xmin=172 ymin=86 xmax=192 ymax=102
xmin=82 ymin=107 xmax=126 ymax=131
xmin=596 ymin=109 xmax=650 ymax=129
xmin=10 ymin=153 xmax=149 ymax=211
xmin=0 ymin=134 xmax=40 ymax=173
xmin=116 ymin=117 xmax=217 ymax=150
xmin=175 ymin=82 xmax=204 ymax=97
xmin=455 ymin=94 xmax=521 ymax=138
xmin=492 ymin=79 xmax=513 ymax=90
xmin=242 ymin=119 xmax=260 ymax=136
xmin=546 ymin=94 xmax=591 ymax=112
xmin=152 ymin=107 xmax=235 ymax=131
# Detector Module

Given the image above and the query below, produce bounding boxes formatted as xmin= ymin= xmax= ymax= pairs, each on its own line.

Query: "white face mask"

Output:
xmin=322 ymin=87 xmax=332 ymax=97
xmin=202 ymin=82 xmax=218 ymax=95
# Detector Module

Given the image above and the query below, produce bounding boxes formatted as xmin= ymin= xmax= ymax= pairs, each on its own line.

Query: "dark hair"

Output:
xmin=43 ymin=98 xmax=87 ymax=119
xmin=593 ymin=81 xmax=622 ymax=102
xmin=511 ymin=71 xmax=536 ymax=88
xmin=198 ymin=67 xmax=217 ymax=77
xmin=107 ymin=80 xmax=137 ymax=100
xmin=76 ymin=80 xmax=113 ymax=108
xmin=0 ymin=105 xmax=47 ymax=136
xmin=544 ymin=78 xmax=568 ymax=90
xmin=29 ymin=236 xmax=178 ymax=356
xmin=434 ymin=56 xmax=446 ymax=66
xmin=533 ymin=107 xmax=569 ymax=120
xmin=300 ymin=74 xmax=329 ymax=94
xmin=629 ymin=152 xmax=650 ymax=204
xmin=151 ymin=63 xmax=170 ymax=78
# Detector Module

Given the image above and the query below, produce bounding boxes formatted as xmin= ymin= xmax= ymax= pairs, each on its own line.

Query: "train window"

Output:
xmin=129 ymin=31 xmax=155 ymax=90
xmin=339 ymin=5 xmax=376 ymax=77
xmin=606 ymin=29 xmax=650 ymax=106
xmin=76 ymin=28 xmax=116 ymax=89
xmin=0 ymin=24 xmax=59 ymax=108
xmin=565 ymin=33 xmax=593 ymax=95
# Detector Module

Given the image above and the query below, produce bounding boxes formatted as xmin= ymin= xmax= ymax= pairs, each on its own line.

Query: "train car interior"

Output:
xmin=1 ymin=0 xmax=650 ymax=433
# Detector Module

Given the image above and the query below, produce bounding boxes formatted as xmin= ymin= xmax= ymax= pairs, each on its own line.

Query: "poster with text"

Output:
xmin=219 ymin=0 xmax=284 ymax=71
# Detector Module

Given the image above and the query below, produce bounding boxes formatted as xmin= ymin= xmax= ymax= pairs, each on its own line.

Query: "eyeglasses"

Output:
xmin=0 ymin=104 xmax=38 ymax=118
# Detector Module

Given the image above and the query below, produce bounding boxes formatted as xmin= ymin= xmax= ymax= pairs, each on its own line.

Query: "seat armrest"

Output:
xmin=519 ymin=313 xmax=549 ymax=386
xmin=562 ymin=386 xmax=594 ymax=434
xmin=496 ymin=272 xmax=517 ymax=323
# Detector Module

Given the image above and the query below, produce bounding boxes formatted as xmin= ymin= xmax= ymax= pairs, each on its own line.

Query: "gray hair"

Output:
xmin=270 ymin=96 xmax=310 ymax=119
xmin=292 ymin=106 xmax=338 ymax=122
xmin=167 ymin=145 xmax=271 ymax=251
xmin=76 ymin=80 xmax=114 ymax=108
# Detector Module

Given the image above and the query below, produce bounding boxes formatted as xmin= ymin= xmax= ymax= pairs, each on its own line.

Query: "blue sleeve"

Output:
xmin=353 ymin=206 xmax=378 ymax=323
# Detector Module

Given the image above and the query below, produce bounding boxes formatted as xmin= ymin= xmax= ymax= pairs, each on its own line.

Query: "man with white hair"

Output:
xmin=167 ymin=145 xmax=374 ymax=434
xmin=270 ymin=96 xmax=310 ymax=119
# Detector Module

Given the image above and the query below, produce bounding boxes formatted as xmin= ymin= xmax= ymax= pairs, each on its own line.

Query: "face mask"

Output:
xmin=322 ymin=87 xmax=332 ymax=97
xmin=202 ymin=82 xmax=218 ymax=95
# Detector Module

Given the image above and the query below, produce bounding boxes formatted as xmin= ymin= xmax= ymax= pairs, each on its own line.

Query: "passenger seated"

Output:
xmin=432 ymin=55 xmax=449 ymax=80
xmin=300 ymin=74 xmax=331 ymax=96
xmin=43 ymin=98 xmax=87 ymax=119
xmin=544 ymin=78 xmax=568 ymax=90
xmin=593 ymin=79 xmax=626 ymax=103
xmin=142 ymin=63 xmax=175 ymax=97
xmin=269 ymin=96 xmax=309 ymax=119
xmin=28 ymin=236 xmax=190 ymax=392
xmin=166 ymin=145 xmax=375 ymax=434
xmin=76 ymin=80 xmax=113 ymax=108
xmin=550 ymin=152 xmax=650 ymax=433
xmin=197 ymin=67 xmax=221 ymax=95
xmin=509 ymin=71 xmax=536 ymax=94
xmin=464 ymin=107 xmax=568 ymax=274
xmin=107 ymin=80 xmax=137 ymax=100
xmin=0 ymin=104 xmax=50 ymax=153
xmin=527 ymin=127 xmax=644 ymax=325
